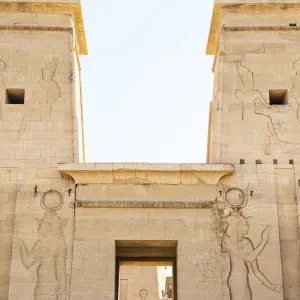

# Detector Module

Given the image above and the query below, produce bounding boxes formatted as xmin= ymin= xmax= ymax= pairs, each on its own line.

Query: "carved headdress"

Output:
xmin=234 ymin=60 xmax=254 ymax=88
xmin=220 ymin=187 xmax=249 ymax=239
xmin=0 ymin=59 xmax=6 ymax=71
xmin=293 ymin=60 xmax=300 ymax=73
xmin=38 ymin=190 xmax=66 ymax=237
xmin=42 ymin=57 xmax=59 ymax=80
xmin=224 ymin=187 xmax=247 ymax=215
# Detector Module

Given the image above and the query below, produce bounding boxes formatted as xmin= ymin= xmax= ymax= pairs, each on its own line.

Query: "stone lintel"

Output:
xmin=59 ymin=163 xmax=234 ymax=185
xmin=207 ymin=1 xmax=300 ymax=56
xmin=0 ymin=1 xmax=87 ymax=54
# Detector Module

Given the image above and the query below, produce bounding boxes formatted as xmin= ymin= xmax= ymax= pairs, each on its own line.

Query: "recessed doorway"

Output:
xmin=115 ymin=241 xmax=177 ymax=300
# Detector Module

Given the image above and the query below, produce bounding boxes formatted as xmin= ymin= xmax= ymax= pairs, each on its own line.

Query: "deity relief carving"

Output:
xmin=1 ymin=57 xmax=61 ymax=141
xmin=18 ymin=57 xmax=61 ymax=138
xmin=221 ymin=188 xmax=281 ymax=300
xmin=139 ymin=289 xmax=148 ymax=300
xmin=234 ymin=60 xmax=292 ymax=144
xmin=234 ymin=60 xmax=267 ymax=118
xmin=14 ymin=190 xmax=67 ymax=300
xmin=291 ymin=60 xmax=300 ymax=120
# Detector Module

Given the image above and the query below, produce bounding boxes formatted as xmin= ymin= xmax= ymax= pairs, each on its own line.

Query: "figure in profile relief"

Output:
xmin=222 ymin=188 xmax=281 ymax=300
xmin=234 ymin=60 xmax=290 ymax=144
xmin=17 ymin=57 xmax=61 ymax=138
xmin=0 ymin=57 xmax=61 ymax=143
xmin=14 ymin=191 xmax=67 ymax=300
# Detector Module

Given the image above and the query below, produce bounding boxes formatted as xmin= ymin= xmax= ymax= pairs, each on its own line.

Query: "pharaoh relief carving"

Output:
xmin=2 ymin=57 xmax=61 ymax=140
xmin=221 ymin=188 xmax=281 ymax=300
xmin=14 ymin=190 xmax=67 ymax=300
xmin=233 ymin=60 xmax=295 ymax=144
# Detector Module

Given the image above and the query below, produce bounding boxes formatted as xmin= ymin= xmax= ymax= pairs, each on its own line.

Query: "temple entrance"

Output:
xmin=115 ymin=241 xmax=177 ymax=300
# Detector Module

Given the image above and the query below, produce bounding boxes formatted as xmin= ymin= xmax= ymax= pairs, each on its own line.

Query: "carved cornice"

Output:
xmin=0 ymin=2 xmax=87 ymax=55
xmin=207 ymin=2 xmax=300 ymax=56
xmin=59 ymin=163 xmax=234 ymax=185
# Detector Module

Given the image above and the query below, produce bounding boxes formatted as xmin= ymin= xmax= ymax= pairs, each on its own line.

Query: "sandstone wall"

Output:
xmin=208 ymin=11 xmax=300 ymax=164
xmin=0 ymin=11 xmax=81 ymax=299
xmin=207 ymin=8 xmax=300 ymax=300
xmin=72 ymin=204 xmax=221 ymax=300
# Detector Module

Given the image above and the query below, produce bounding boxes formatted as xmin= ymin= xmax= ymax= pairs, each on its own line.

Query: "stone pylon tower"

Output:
xmin=4 ymin=1 xmax=300 ymax=299
xmin=206 ymin=1 xmax=300 ymax=299
xmin=0 ymin=1 xmax=86 ymax=299
xmin=207 ymin=0 xmax=300 ymax=164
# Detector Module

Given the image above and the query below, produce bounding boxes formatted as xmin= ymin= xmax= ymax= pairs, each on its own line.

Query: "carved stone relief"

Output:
xmin=18 ymin=57 xmax=61 ymax=138
xmin=0 ymin=59 xmax=7 ymax=120
xmin=221 ymin=188 xmax=281 ymax=300
xmin=291 ymin=60 xmax=300 ymax=120
xmin=14 ymin=190 xmax=67 ymax=300
xmin=190 ymin=244 xmax=219 ymax=283
xmin=233 ymin=60 xmax=298 ymax=145
xmin=1 ymin=57 xmax=61 ymax=141
xmin=139 ymin=289 xmax=148 ymax=300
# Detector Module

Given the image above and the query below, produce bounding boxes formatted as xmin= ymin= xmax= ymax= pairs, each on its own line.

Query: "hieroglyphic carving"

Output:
xmin=221 ymin=188 xmax=281 ymax=300
xmin=191 ymin=244 xmax=219 ymax=282
xmin=14 ymin=190 xmax=67 ymax=300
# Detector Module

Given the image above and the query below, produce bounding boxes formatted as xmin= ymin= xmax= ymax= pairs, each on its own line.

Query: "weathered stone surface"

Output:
xmin=1 ymin=1 xmax=299 ymax=299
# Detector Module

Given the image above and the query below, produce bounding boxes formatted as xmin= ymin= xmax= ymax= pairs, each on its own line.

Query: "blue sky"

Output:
xmin=80 ymin=1 xmax=214 ymax=163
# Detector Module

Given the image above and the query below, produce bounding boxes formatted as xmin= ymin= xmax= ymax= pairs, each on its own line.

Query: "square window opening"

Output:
xmin=116 ymin=240 xmax=177 ymax=300
xmin=269 ymin=89 xmax=287 ymax=105
xmin=5 ymin=88 xmax=25 ymax=104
